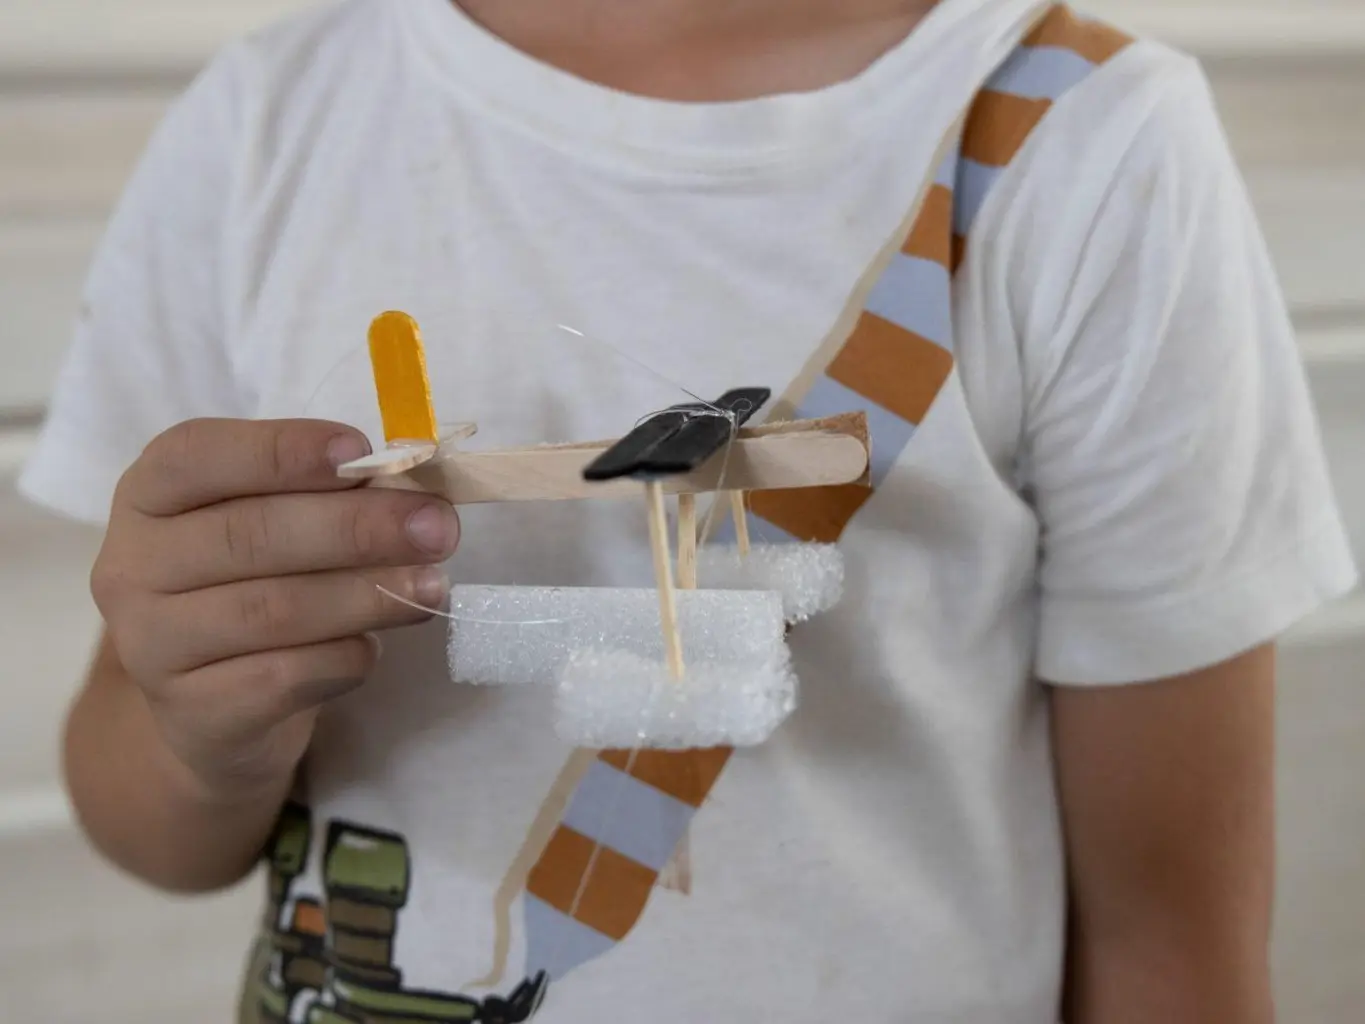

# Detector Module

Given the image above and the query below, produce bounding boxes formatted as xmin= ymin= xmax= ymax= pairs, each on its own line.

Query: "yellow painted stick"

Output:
xmin=368 ymin=311 xmax=438 ymax=445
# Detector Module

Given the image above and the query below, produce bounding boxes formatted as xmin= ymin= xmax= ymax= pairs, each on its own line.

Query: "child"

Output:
xmin=20 ymin=0 xmax=1358 ymax=1021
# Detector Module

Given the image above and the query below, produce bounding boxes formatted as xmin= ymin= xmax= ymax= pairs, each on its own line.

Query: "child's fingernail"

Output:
xmin=328 ymin=433 xmax=372 ymax=468
xmin=407 ymin=503 xmax=460 ymax=556
xmin=413 ymin=566 xmax=451 ymax=609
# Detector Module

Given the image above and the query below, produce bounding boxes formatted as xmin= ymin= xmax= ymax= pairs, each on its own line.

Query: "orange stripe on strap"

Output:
xmin=749 ymin=482 xmax=873 ymax=544
xmin=961 ymin=90 xmax=1052 ymax=168
xmin=526 ymin=827 xmax=657 ymax=942
xmin=902 ymin=184 xmax=954 ymax=268
xmin=598 ymin=748 xmax=732 ymax=808
xmin=827 ymin=312 xmax=954 ymax=425
xmin=1024 ymin=5 xmax=1133 ymax=64
xmin=516 ymin=11 xmax=1144 ymax=983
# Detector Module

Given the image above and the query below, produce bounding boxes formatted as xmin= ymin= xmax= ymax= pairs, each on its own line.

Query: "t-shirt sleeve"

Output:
xmin=17 ymin=48 xmax=251 ymax=526
xmin=1017 ymin=54 xmax=1358 ymax=686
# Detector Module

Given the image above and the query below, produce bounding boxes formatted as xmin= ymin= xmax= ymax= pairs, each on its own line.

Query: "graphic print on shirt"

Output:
xmin=249 ymin=806 xmax=546 ymax=1024
xmin=248 ymin=802 xmax=327 ymax=1023
xmin=480 ymin=6 xmax=1135 ymax=1014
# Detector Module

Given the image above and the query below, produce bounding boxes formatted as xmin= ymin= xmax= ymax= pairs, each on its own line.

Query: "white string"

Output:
xmin=557 ymin=325 xmax=711 ymax=405
xmin=627 ymin=398 xmax=743 ymax=548
xmin=558 ymin=320 xmax=749 ymax=575
xmin=374 ymin=584 xmax=575 ymax=626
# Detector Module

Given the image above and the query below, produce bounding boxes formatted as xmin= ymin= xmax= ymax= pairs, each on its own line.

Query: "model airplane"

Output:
xmin=335 ymin=311 xmax=869 ymax=748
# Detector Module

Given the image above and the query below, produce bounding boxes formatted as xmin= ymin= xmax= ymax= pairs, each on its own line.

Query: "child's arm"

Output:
xmin=1010 ymin=57 xmax=1356 ymax=1021
xmin=64 ymin=629 xmax=298 ymax=892
xmin=62 ymin=417 xmax=458 ymax=892
xmin=18 ymin=50 xmax=454 ymax=889
xmin=1053 ymin=649 xmax=1276 ymax=1023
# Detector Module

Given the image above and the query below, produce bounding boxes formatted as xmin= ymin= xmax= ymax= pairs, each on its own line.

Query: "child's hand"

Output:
xmin=89 ymin=418 xmax=458 ymax=800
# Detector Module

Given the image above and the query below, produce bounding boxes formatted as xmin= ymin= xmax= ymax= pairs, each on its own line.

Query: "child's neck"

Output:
xmin=453 ymin=0 xmax=941 ymax=101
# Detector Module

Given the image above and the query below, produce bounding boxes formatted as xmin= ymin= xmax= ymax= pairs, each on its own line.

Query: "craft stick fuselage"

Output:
xmin=340 ymin=412 xmax=871 ymax=505
xmin=342 ymin=311 xmax=871 ymax=503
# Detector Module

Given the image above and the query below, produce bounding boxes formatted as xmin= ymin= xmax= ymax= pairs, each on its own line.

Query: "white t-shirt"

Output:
xmin=21 ymin=1 xmax=1358 ymax=1021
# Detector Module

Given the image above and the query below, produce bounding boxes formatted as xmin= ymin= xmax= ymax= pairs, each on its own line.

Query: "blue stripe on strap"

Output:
xmin=795 ymin=374 xmax=917 ymax=486
xmin=953 ymin=157 xmax=1004 ymax=239
xmin=524 ymin=895 xmax=616 ymax=979
xmin=988 ymin=45 xmax=1097 ymax=101
xmin=862 ymin=252 xmax=953 ymax=351
xmin=561 ymin=759 xmax=694 ymax=873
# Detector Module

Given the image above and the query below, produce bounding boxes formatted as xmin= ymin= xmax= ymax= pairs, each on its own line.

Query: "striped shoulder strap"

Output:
xmin=748 ymin=3 xmax=1134 ymax=541
xmin=953 ymin=5 xmax=1137 ymax=264
xmin=509 ymin=3 xmax=1135 ymax=997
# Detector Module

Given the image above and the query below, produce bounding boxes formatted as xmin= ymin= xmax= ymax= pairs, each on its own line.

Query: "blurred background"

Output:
xmin=0 ymin=1 xmax=1361 ymax=1020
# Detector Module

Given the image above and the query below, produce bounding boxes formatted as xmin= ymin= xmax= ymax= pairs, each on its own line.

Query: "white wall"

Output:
xmin=1 ymin=3 xmax=1362 ymax=1021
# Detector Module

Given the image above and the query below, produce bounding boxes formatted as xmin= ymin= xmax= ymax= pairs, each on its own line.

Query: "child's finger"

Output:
xmin=166 ymin=633 xmax=382 ymax=741
xmin=136 ymin=565 xmax=449 ymax=677
xmin=121 ymin=418 xmax=370 ymax=517
xmin=149 ymin=489 xmax=460 ymax=592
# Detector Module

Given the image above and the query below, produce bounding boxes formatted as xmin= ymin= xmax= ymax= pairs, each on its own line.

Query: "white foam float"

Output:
xmin=555 ymin=646 xmax=797 ymax=750
xmin=447 ymin=584 xmax=787 ymax=686
xmin=445 ymin=499 xmax=846 ymax=748
xmin=441 ymin=488 xmax=851 ymax=748
xmin=696 ymin=542 xmax=844 ymax=623
xmin=447 ymin=583 xmax=798 ymax=749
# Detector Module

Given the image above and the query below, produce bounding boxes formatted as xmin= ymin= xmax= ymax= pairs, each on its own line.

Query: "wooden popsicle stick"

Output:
xmin=337 ymin=444 xmax=439 ymax=478
xmin=350 ymin=412 xmax=871 ymax=504
xmin=439 ymin=422 xmax=479 ymax=443
xmin=729 ymin=491 xmax=751 ymax=557
xmin=645 ymin=481 xmax=685 ymax=681
xmin=336 ymin=424 xmax=478 ymax=480
xmin=676 ymin=493 xmax=698 ymax=591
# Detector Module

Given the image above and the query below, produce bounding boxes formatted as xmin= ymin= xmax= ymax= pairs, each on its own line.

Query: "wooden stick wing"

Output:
xmin=340 ymin=413 xmax=870 ymax=505
xmin=341 ymin=310 xmax=870 ymax=505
